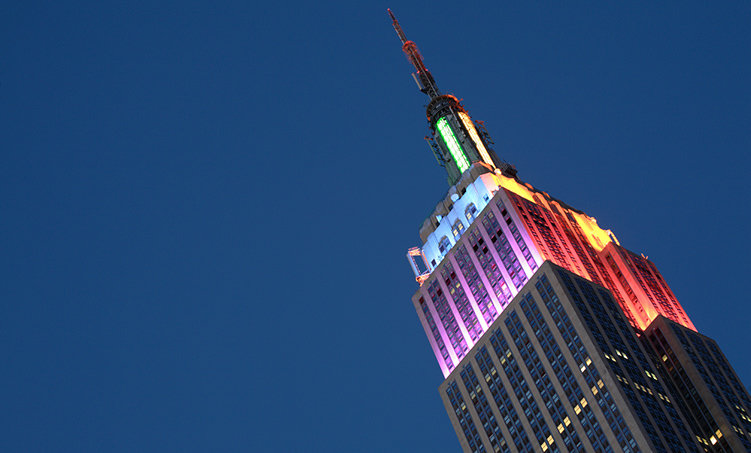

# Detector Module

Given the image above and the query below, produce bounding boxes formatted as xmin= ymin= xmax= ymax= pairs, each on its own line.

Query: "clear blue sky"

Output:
xmin=2 ymin=2 xmax=749 ymax=452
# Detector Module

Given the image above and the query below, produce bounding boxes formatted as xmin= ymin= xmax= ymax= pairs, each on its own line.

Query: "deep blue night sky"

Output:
xmin=2 ymin=2 xmax=749 ymax=452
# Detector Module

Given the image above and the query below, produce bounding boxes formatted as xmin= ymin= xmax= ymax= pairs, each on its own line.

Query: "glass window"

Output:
xmin=466 ymin=203 xmax=478 ymax=222
xmin=452 ymin=219 xmax=465 ymax=240
xmin=438 ymin=236 xmax=452 ymax=254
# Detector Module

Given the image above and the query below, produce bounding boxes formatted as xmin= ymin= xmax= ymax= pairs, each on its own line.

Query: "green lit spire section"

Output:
xmin=436 ymin=117 xmax=470 ymax=173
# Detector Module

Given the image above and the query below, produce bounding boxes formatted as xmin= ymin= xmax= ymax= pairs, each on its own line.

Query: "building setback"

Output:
xmin=387 ymin=10 xmax=751 ymax=453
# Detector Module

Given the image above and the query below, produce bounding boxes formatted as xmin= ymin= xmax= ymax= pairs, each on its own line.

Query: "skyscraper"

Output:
xmin=388 ymin=10 xmax=751 ymax=453
xmin=644 ymin=317 xmax=751 ymax=451
xmin=441 ymin=261 xmax=698 ymax=452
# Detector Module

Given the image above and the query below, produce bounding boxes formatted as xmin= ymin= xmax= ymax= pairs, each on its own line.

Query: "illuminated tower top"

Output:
xmin=388 ymin=9 xmax=516 ymax=185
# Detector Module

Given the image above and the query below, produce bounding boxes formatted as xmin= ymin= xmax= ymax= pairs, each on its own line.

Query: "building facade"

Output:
xmin=440 ymin=262 xmax=698 ymax=452
xmin=644 ymin=317 xmax=751 ymax=451
xmin=388 ymin=10 xmax=751 ymax=453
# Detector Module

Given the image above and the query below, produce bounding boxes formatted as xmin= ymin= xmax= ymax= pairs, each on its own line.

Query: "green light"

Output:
xmin=436 ymin=117 xmax=470 ymax=173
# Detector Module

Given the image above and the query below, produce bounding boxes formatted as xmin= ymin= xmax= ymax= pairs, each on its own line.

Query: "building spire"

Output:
xmin=387 ymin=9 xmax=440 ymax=98
xmin=388 ymin=9 xmax=516 ymax=184
xmin=387 ymin=8 xmax=407 ymax=44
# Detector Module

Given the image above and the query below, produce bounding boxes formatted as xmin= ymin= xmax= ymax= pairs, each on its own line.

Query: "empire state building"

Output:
xmin=390 ymin=9 xmax=751 ymax=453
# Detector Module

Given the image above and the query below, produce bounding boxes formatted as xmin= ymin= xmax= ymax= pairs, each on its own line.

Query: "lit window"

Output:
xmin=465 ymin=203 xmax=478 ymax=222
xmin=452 ymin=219 xmax=465 ymax=240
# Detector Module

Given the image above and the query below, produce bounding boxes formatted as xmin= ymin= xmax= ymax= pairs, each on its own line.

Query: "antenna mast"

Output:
xmin=387 ymin=9 xmax=518 ymax=182
xmin=387 ymin=9 xmax=440 ymax=98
